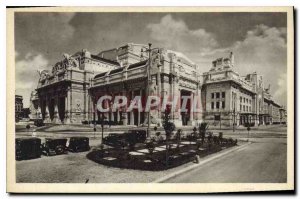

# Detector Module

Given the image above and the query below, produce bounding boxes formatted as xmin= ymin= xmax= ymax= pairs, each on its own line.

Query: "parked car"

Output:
xmin=34 ymin=119 xmax=45 ymax=127
xmin=68 ymin=137 xmax=90 ymax=152
xmin=103 ymin=133 xmax=127 ymax=148
xmin=15 ymin=137 xmax=42 ymax=160
xmin=42 ymin=138 xmax=68 ymax=156
xmin=103 ymin=130 xmax=147 ymax=148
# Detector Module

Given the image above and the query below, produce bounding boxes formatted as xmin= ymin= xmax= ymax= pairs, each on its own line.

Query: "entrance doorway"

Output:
xmin=180 ymin=90 xmax=191 ymax=126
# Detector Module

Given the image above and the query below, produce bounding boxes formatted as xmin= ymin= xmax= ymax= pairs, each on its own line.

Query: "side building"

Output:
xmin=201 ymin=52 xmax=286 ymax=127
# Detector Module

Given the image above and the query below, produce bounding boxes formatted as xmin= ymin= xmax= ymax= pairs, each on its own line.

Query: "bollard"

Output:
xmin=194 ymin=155 xmax=200 ymax=164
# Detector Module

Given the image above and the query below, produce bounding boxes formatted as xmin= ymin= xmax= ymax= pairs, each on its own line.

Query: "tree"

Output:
xmin=199 ymin=122 xmax=209 ymax=145
xmin=162 ymin=105 xmax=175 ymax=168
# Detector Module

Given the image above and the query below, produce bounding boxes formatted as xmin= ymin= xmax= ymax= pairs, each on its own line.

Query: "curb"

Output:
xmin=152 ymin=142 xmax=252 ymax=183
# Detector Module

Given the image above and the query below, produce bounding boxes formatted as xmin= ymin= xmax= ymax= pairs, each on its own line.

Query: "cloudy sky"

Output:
xmin=15 ymin=12 xmax=287 ymax=107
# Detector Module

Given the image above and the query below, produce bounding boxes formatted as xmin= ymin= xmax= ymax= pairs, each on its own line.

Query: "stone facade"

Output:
xmin=30 ymin=44 xmax=286 ymax=127
xmin=90 ymin=44 xmax=202 ymax=127
xmin=32 ymin=49 xmax=120 ymax=124
xmin=202 ymin=52 xmax=286 ymax=127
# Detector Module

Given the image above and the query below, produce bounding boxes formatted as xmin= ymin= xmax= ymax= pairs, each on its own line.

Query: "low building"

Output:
xmin=15 ymin=95 xmax=23 ymax=121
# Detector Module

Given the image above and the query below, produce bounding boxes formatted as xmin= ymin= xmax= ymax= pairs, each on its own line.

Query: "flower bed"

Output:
xmin=86 ymin=137 xmax=237 ymax=171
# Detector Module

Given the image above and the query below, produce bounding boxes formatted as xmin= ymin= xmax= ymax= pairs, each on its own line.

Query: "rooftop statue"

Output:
xmin=63 ymin=53 xmax=79 ymax=68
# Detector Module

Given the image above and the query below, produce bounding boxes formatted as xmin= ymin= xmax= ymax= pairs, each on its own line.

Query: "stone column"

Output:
xmin=122 ymin=90 xmax=128 ymax=125
xmin=196 ymin=85 xmax=202 ymax=125
xmin=44 ymin=98 xmax=51 ymax=123
xmin=104 ymin=93 xmax=109 ymax=122
xmin=37 ymin=106 xmax=42 ymax=119
xmin=178 ymin=89 xmax=182 ymax=121
xmin=53 ymin=97 xmax=60 ymax=123
xmin=138 ymin=89 xmax=142 ymax=125
xmin=116 ymin=93 xmax=121 ymax=124
xmin=172 ymin=77 xmax=182 ymax=126
xmin=188 ymin=92 xmax=194 ymax=126
xmin=130 ymin=90 xmax=134 ymax=125
xmin=64 ymin=90 xmax=71 ymax=124
xmin=157 ymin=70 xmax=161 ymax=121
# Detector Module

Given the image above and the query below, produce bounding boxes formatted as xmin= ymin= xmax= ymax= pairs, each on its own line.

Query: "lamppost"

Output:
xmin=141 ymin=43 xmax=161 ymax=137
xmin=232 ymin=108 xmax=236 ymax=132
xmin=93 ymin=103 xmax=97 ymax=139
xmin=101 ymin=112 xmax=104 ymax=144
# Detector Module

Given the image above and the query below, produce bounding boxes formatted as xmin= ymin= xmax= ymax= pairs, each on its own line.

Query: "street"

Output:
xmin=15 ymin=125 xmax=288 ymax=183
xmin=166 ymin=137 xmax=287 ymax=183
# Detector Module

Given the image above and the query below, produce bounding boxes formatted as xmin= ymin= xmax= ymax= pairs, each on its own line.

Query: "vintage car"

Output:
xmin=15 ymin=137 xmax=42 ymax=160
xmin=42 ymin=138 xmax=68 ymax=156
xmin=34 ymin=119 xmax=45 ymax=127
xmin=103 ymin=130 xmax=147 ymax=148
xmin=68 ymin=137 xmax=90 ymax=152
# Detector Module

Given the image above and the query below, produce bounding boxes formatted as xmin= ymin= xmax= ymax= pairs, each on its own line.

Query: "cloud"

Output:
xmin=15 ymin=52 xmax=49 ymax=107
xmin=15 ymin=13 xmax=76 ymax=60
xmin=273 ymin=72 xmax=287 ymax=104
xmin=16 ymin=13 xmax=75 ymax=42
xmin=147 ymin=15 xmax=218 ymax=54
xmin=147 ymin=16 xmax=287 ymax=105
xmin=197 ymin=24 xmax=287 ymax=106
xmin=232 ymin=25 xmax=287 ymax=105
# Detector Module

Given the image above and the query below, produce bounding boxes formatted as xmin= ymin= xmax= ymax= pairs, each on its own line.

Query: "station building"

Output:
xmin=29 ymin=43 xmax=286 ymax=127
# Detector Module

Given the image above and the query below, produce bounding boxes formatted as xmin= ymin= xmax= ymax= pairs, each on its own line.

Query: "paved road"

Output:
xmin=166 ymin=137 xmax=287 ymax=183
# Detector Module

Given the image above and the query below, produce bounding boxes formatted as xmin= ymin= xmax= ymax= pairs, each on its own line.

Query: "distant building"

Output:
xmin=201 ymin=52 xmax=286 ymax=127
xmin=15 ymin=95 xmax=23 ymax=121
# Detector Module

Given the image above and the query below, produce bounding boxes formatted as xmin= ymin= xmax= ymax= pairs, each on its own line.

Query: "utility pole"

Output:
xmin=93 ymin=103 xmax=96 ymax=139
xmin=101 ymin=112 xmax=104 ymax=144
xmin=147 ymin=43 xmax=152 ymax=138
xmin=141 ymin=43 xmax=160 ymax=138
xmin=233 ymin=108 xmax=236 ymax=132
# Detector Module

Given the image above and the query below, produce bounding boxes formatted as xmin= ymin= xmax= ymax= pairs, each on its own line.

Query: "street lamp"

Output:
xmin=141 ymin=43 xmax=161 ymax=138
xmin=93 ymin=103 xmax=97 ymax=139
xmin=101 ymin=112 xmax=104 ymax=144
xmin=232 ymin=108 xmax=236 ymax=132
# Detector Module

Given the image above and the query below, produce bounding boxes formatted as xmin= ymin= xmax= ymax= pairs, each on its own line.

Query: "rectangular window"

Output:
xmin=243 ymin=105 xmax=245 ymax=111
xmin=246 ymin=106 xmax=248 ymax=112
xmin=240 ymin=97 xmax=242 ymax=102
xmin=211 ymin=93 xmax=214 ymax=99
xmin=243 ymin=98 xmax=245 ymax=103
xmin=246 ymin=99 xmax=248 ymax=103
xmin=222 ymin=92 xmax=225 ymax=98
xmin=216 ymin=92 xmax=220 ymax=98
xmin=216 ymin=101 xmax=220 ymax=109
xmin=222 ymin=101 xmax=225 ymax=109
xmin=211 ymin=102 xmax=214 ymax=109
xmin=249 ymin=107 xmax=251 ymax=112
xmin=240 ymin=105 xmax=242 ymax=111
xmin=249 ymin=99 xmax=251 ymax=104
